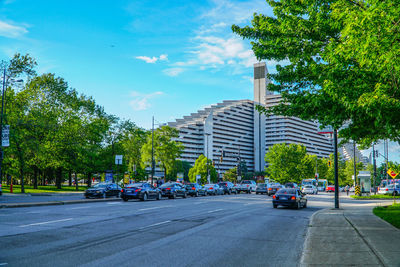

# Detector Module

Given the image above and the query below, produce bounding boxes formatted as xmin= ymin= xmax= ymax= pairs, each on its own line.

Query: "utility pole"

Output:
xmin=372 ymin=144 xmax=377 ymax=195
xmin=334 ymin=129 xmax=339 ymax=209
xmin=151 ymin=116 xmax=155 ymax=186
xmin=353 ymin=141 xmax=357 ymax=186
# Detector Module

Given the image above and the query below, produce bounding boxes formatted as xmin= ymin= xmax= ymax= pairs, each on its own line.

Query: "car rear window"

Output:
xmin=242 ymin=181 xmax=251 ymax=184
xmin=160 ymin=183 xmax=174 ymax=188
xmin=277 ymin=188 xmax=296 ymax=194
xmin=258 ymin=184 xmax=266 ymax=187
xmin=304 ymin=185 xmax=312 ymax=188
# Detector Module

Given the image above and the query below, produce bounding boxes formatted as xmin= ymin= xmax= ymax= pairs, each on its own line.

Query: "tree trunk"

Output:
xmin=68 ymin=170 xmax=72 ymax=187
xmin=87 ymin=172 xmax=92 ymax=187
xmin=75 ymin=172 xmax=78 ymax=191
xmin=56 ymin=167 xmax=62 ymax=189
xmin=33 ymin=166 xmax=38 ymax=189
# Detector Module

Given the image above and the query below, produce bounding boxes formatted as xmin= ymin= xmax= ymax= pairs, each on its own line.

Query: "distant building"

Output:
xmin=168 ymin=62 xmax=334 ymax=175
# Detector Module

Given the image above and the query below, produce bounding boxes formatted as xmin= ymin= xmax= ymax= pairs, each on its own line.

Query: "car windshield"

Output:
xmin=277 ymin=188 xmax=296 ymax=194
xmin=304 ymin=185 xmax=313 ymax=189
xmin=160 ymin=183 xmax=174 ymax=188
xmin=127 ymin=183 xmax=143 ymax=188
xmin=205 ymin=184 xmax=215 ymax=188
xmin=92 ymin=183 xmax=109 ymax=188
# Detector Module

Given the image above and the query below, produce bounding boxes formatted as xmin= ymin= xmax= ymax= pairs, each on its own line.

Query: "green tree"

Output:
xmin=265 ymin=143 xmax=315 ymax=184
xmin=188 ymin=155 xmax=217 ymax=184
xmin=223 ymin=167 xmax=237 ymax=183
xmin=344 ymin=160 xmax=364 ymax=186
xmin=141 ymin=126 xmax=184 ymax=179
xmin=232 ymin=0 xmax=400 ymax=145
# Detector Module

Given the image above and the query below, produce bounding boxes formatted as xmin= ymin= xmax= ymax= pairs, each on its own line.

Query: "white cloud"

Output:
xmin=129 ymin=91 xmax=164 ymax=111
xmin=0 ymin=20 xmax=28 ymax=38
xmin=163 ymin=68 xmax=184 ymax=77
xmin=135 ymin=54 xmax=168 ymax=64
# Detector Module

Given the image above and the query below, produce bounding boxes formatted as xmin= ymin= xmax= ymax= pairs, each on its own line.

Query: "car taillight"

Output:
xmin=121 ymin=189 xmax=123 ymax=192
xmin=210 ymin=187 xmax=213 ymax=189
xmin=135 ymin=189 xmax=141 ymax=192
xmin=268 ymin=188 xmax=272 ymax=190
xmin=291 ymin=196 xmax=296 ymax=200
xmin=166 ymin=188 xmax=171 ymax=190
xmin=273 ymin=195 xmax=276 ymax=199
xmin=386 ymin=188 xmax=388 ymax=191
xmin=247 ymin=185 xmax=249 ymax=187
xmin=192 ymin=187 xmax=195 ymax=190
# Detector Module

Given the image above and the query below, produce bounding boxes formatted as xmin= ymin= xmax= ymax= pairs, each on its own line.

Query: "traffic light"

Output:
xmin=328 ymin=160 xmax=332 ymax=167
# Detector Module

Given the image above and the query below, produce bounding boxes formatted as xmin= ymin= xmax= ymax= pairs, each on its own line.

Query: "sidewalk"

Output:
xmin=300 ymin=201 xmax=400 ymax=266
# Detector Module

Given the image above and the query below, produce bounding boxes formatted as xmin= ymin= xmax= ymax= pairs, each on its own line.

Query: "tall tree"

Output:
xmin=232 ymin=0 xmax=400 ymax=146
xmin=265 ymin=143 xmax=315 ymax=184
xmin=188 ymin=155 xmax=217 ymax=184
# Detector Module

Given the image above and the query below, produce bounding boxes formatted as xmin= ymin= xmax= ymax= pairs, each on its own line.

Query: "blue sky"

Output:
xmin=0 ymin=0 xmax=274 ymax=129
xmin=0 ymin=0 xmax=399 ymax=165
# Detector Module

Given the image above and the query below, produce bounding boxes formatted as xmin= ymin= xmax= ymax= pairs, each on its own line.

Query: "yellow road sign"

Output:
xmin=387 ymin=169 xmax=399 ymax=179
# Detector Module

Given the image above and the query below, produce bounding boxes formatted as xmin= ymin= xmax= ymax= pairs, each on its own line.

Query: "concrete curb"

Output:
xmin=0 ymin=198 xmax=121 ymax=209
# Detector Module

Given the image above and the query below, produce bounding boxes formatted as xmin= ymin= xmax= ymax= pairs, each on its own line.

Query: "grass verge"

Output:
xmin=351 ymin=194 xmax=400 ymax=199
xmin=373 ymin=204 xmax=400 ymax=229
xmin=1 ymin=185 xmax=87 ymax=194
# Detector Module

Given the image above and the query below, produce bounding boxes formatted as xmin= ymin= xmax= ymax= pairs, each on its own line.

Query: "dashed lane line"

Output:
xmin=19 ymin=218 xmax=73 ymax=228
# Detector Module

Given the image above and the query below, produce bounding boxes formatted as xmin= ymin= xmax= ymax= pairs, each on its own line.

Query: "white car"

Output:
xmin=378 ymin=184 xmax=400 ymax=195
xmin=302 ymin=185 xmax=318 ymax=194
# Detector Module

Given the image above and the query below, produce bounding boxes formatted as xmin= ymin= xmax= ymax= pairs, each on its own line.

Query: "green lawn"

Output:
xmin=373 ymin=204 xmax=400 ymax=229
xmin=1 ymin=184 xmax=87 ymax=194
xmin=351 ymin=194 xmax=400 ymax=200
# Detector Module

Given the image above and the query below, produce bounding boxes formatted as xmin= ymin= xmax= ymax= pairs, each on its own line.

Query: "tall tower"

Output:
xmin=253 ymin=62 xmax=269 ymax=172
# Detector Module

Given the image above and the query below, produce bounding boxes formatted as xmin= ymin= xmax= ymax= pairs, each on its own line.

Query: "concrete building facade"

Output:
xmin=168 ymin=62 xmax=334 ymax=175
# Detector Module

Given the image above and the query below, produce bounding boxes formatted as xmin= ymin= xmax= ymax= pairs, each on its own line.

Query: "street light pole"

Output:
xmin=151 ymin=116 xmax=154 ymax=186
xmin=372 ymin=144 xmax=377 ymax=195
xmin=334 ymin=129 xmax=339 ymax=209
xmin=0 ymin=67 xmax=5 ymax=185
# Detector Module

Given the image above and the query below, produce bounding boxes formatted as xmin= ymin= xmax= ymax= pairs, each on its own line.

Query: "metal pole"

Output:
xmin=373 ymin=144 xmax=377 ymax=195
xmin=0 ymin=68 xmax=6 ymax=185
xmin=151 ymin=116 xmax=154 ymax=186
xmin=334 ymin=129 xmax=339 ymax=209
xmin=353 ymin=141 xmax=357 ymax=185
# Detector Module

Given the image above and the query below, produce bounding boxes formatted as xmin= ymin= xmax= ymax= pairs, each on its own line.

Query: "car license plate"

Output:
xmin=281 ymin=197 xmax=287 ymax=200
xmin=126 ymin=190 xmax=132 ymax=193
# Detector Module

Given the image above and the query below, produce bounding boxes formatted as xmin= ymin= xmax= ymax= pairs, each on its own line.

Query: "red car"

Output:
xmin=326 ymin=185 xmax=335 ymax=192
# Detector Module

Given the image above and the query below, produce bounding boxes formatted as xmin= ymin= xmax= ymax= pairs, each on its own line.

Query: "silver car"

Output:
xmin=204 ymin=184 xmax=224 ymax=195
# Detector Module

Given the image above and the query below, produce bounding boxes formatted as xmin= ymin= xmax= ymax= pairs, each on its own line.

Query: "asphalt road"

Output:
xmin=0 ymin=192 xmax=376 ymax=267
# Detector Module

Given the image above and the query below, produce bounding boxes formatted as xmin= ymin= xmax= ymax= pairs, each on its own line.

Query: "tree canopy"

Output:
xmin=232 ymin=0 xmax=400 ymax=146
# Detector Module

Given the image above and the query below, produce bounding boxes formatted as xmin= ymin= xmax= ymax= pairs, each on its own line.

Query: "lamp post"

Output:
xmin=205 ymin=133 xmax=211 ymax=183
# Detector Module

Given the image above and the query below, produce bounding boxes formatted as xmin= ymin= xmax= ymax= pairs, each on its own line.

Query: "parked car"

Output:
xmin=326 ymin=185 xmax=335 ymax=192
xmin=267 ymin=184 xmax=283 ymax=196
xmin=237 ymin=180 xmax=257 ymax=194
xmin=159 ymin=182 xmax=187 ymax=199
xmin=273 ymin=188 xmax=307 ymax=209
xmin=302 ymin=185 xmax=318 ymax=195
xmin=378 ymin=184 xmax=400 ymax=195
xmin=85 ymin=182 xmax=121 ymax=199
xmin=284 ymin=182 xmax=298 ymax=188
xmin=256 ymin=183 xmax=268 ymax=194
xmin=185 ymin=183 xmax=202 ymax=197
xmin=204 ymin=184 xmax=223 ymax=195
xmin=218 ymin=182 xmax=237 ymax=194
xmin=198 ymin=185 xmax=209 ymax=196
xmin=121 ymin=182 xmax=161 ymax=201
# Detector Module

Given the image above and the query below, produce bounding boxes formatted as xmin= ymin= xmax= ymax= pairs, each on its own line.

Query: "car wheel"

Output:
xmin=273 ymin=204 xmax=277 ymax=208
xmin=85 ymin=196 xmax=89 ymax=199
xmin=296 ymin=202 xmax=301 ymax=209
xmin=204 ymin=191 xmax=207 ymax=196
xmin=122 ymin=197 xmax=128 ymax=202
xmin=256 ymin=192 xmax=259 ymax=195
xmin=172 ymin=192 xmax=176 ymax=199
xmin=183 ymin=192 xmax=187 ymax=198
xmin=141 ymin=193 xmax=148 ymax=201
xmin=102 ymin=192 xmax=106 ymax=199
xmin=116 ymin=192 xmax=121 ymax=198
xmin=157 ymin=193 xmax=162 ymax=200
xmin=195 ymin=192 xmax=199 ymax=197
xmin=304 ymin=201 xmax=307 ymax=208
xmin=248 ymin=190 xmax=251 ymax=194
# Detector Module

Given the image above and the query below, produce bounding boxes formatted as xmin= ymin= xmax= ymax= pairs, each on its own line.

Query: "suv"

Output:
xmin=218 ymin=182 xmax=237 ymax=195
xmin=237 ymin=180 xmax=257 ymax=194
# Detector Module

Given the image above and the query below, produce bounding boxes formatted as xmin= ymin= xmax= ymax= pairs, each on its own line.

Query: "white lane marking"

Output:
xmin=107 ymin=202 xmax=122 ymax=205
xmin=139 ymin=207 xmax=162 ymax=211
xmin=207 ymin=209 xmax=223 ymax=213
xmin=67 ymin=206 xmax=93 ymax=210
xmin=19 ymin=218 xmax=73 ymax=228
xmin=139 ymin=220 xmax=171 ymax=230
xmin=0 ymin=263 xmax=8 ymax=266
xmin=194 ymin=202 xmax=207 ymax=205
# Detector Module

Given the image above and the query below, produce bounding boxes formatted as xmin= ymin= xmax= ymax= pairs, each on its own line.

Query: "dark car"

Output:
xmin=284 ymin=182 xmax=298 ymax=188
xmin=198 ymin=185 xmax=208 ymax=196
xmin=159 ymin=182 xmax=187 ymax=199
xmin=272 ymin=188 xmax=307 ymax=209
xmin=256 ymin=183 xmax=268 ymax=194
xmin=85 ymin=182 xmax=121 ymax=199
xmin=185 ymin=183 xmax=202 ymax=197
xmin=121 ymin=182 xmax=161 ymax=201
xmin=267 ymin=184 xmax=283 ymax=196
xmin=218 ymin=182 xmax=237 ymax=195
